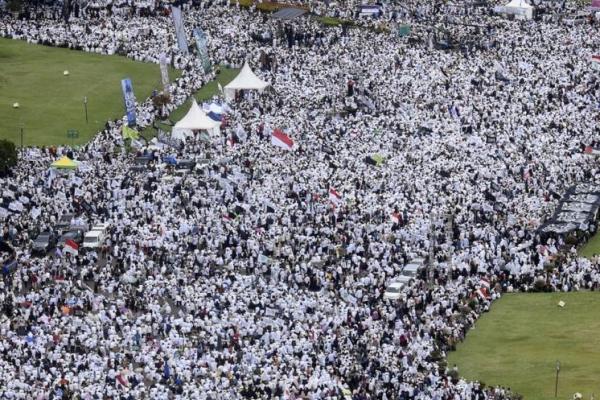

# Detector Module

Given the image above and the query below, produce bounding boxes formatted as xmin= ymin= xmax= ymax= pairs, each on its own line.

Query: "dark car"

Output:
xmin=130 ymin=156 xmax=153 ymax=172
xmin=175 ymin=159 xmax=196 ymax=170
xmin=32 ymin=231 xmax=58 ymax=255
xmin=57 ymin=230 xmax=84 ymax=247
xmin=55 ymin=213 xmax=75 ymax=233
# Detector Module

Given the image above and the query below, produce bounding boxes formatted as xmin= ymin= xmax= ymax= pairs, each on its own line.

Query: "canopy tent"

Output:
xmin=495 ymin=0 xmax=534 ymax=19
xmin=224 ymin=62 xmax=269 ymax=100
xmin=51 ymin=156 xmax=79 ymax=170
xmin=172 ymin=100 xmax=221 ymax=141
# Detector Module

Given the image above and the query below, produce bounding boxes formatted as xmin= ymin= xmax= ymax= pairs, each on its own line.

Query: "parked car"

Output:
xmin=57 ymin=230 xmax=84 ymax=247
xmin=175 ymin=159 xmax=196 ymax=170
xmin=81 ymin=223 xmax=109 ymax=251
xmin=383 ymin=281 xmax=405 ymax=300
xmin=32 ymin=231 xmax=58 ymax=255
xmin=81 ymin=230 xmax=105 ymax=251
xmin=54 ymin=213 xmax=75 ymax=232
xmin=131 ymin=156 xmax=153 ymax=172
xmin=383 ymin=258 xmax=426 ymax=299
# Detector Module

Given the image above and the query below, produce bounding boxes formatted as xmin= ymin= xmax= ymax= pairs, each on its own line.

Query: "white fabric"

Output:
xmin=224 ymin=62 xmax=269 ymax=100
xmin=174 ymin=100 xmax=221 ymax=131
xmin=501 ymin=0 xmax=534 ymax=19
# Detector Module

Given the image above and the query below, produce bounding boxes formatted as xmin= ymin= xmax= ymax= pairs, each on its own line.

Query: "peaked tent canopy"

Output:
xmin=174 ymin=100 xmax=221 ymax=131
xmin=501 ymin=0 xmax=533 ymax=19
xmin=224 ymin=62 xmax=269 ymax=100
xmin=51 ymin=156 xmax=79 ymax=170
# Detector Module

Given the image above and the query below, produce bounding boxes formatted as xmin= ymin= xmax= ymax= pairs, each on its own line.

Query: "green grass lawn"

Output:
xmin=141 ymin=67 xmax=239 ymax=139
xmin=579 ymin=232 xmax=600 ymax=258
xmin=0 ymin=38 xmax=179 ymax=147
xmin=447 ymin=292 xmax=600 ymax=400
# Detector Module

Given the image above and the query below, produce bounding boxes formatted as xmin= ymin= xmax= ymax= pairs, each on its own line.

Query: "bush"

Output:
xmin=152 ymin=93 xmax=171 ymax=108
xmin=0 ymin=140 xmax=17 ymax=173
xmin=532 ymin=278 xmax=547 ymax=292
xmin=6 ymin=0 xmax=22 ymax=12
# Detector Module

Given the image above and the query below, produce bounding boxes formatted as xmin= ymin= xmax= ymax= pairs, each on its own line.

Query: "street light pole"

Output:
xmin=554 ymin=360 xmax=560 ymax=398
xmin=83 ymin=96 xmax=88 ymax=124
xmin=20 ymin=126 xmax=24 ymax=149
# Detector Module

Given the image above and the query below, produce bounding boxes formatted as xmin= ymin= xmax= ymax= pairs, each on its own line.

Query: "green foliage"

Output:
xmin=316 ymin=16 xmax=354 ymax=27
xmin=6 ymin=0 xmax=22 ymax=12
xmin=231 ymin=0 xmax=307 ymax=12
xmin=0 ymin=139 xmax=17 ymax=172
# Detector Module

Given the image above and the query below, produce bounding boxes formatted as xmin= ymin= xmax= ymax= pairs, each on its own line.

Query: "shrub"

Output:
xmin=0 ymin=139 xmax=17 ymax=173
xmin=6 ymin=0 xmax=22 ymax=12
xmin=532 ymin=278 xmax=547 ymax=292
xmin=152 ymin=93 xmax=171 ymax=108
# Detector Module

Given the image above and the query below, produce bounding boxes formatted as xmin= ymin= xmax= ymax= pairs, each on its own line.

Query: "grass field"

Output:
xmin=448 ymin=292 xmax=600 ymax=400
xmin=0 ymin=38 xmax=179 ymax=147
xmin=141 ymin=67 xmax=239 ymax=138
xmin=579 ymin=232 xmax=600 ymax=258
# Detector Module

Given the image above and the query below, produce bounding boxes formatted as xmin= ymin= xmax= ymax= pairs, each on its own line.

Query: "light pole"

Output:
xmin=19 ymin=124 xmax=24 ymax=150
xmin=83 ymin=96 xmax=88 ymax=124
xmin=554 ymin=360 xmax=560 ymax=398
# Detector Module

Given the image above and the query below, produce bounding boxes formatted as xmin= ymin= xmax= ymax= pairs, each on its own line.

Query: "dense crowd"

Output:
xmin=1 ymin=0 xmax=600 ymax=399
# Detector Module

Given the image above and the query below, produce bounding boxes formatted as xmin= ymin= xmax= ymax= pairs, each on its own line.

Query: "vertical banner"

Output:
xmin=193 ymin=28 xmax=212 ymax=73
xmin=171 ymin=6 xmax=189 ymax=55
xmin=120 ymin=78 xmax=137 ymax=127
xmin=159 ymin=53 xmax=170 ymax=93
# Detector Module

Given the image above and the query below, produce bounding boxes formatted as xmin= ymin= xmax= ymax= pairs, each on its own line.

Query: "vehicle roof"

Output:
xmin=84 ymin=231 xmax=103 ymax=237
xmin=387 ymin=281 xmax=404 ymax=288
xmin=91 ymin=224 xmax=108 ymax=230
xmin=403 ymin=263 xmax=421 ymax=271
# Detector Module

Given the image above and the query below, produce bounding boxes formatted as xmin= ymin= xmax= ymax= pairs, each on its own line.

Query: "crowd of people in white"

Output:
xmin=0 ymin=0 xmax=600 ymax=398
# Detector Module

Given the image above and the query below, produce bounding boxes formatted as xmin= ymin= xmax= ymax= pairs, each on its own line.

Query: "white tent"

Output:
xmin=496 ymin=0 xmax=533 ymax=19
xmin=174 ymin=99 xmax=221 ymax=130
xmin=224 ymin=62 xmax=269 ymax=100
xmin=173 ymin=99 xmax=220 ymax=141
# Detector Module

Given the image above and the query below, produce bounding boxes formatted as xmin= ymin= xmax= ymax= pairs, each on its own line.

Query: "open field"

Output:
xmin=0 ymin=38 xmax=179 ymax=146
xmin=447 ymin=292 xmax=600 ymax=400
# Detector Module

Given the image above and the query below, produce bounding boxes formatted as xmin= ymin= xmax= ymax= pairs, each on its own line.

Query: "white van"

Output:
xmin=82 ymin=224 xmax=109 ymax=250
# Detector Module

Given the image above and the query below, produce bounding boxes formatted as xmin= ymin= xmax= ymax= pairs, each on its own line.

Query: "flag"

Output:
xmin=476 ymin=287 xmax=491 ymax=300
xmin=121 ymin=78 xmax=137 ymax=127
xmin=116 ymin=374 xmax=129 ymax=387
xmin=64 ymin=239 xmax=79 ymax=255
xmin=171 ymin=6 xmax=189 ymax=55
xmin=364 ymin=154 xmax=385 ymax=167
xmin=329 ymin=188 xmax=343 ymax=206
xmin=122 ymin=125 xmax=139 ymax=140
xmin=448 ymin=104 xmax=460 ymax=120
xmin=159 ymin=53 xmax=170 ymax=93
xmin=271 ymin=129 xmax=294 ymax=151
xmin=480 ymin=277 xmax=490 ymax=289
xmin=592 ymin=55 xmax=600 ymax=71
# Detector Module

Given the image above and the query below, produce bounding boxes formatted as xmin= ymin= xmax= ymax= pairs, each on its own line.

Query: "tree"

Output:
xmin=5 ymin=0 xmax=23 ymax=12
xmin=0 ymin=140 xmax=18 ymax=174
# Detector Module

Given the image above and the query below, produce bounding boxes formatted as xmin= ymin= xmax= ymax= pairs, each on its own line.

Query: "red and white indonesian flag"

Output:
xmin=271 ymin=129 xmax=294 ymax=151
xmin=64 ymin=239 xmax=79 ymax=255
xmin=480 ymin=277 xmax=490 ymax=289
xmin=593 ymin=55 xmax=600 ymax=70
xmin=329 ymin=188 xmax=343 ymax=206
